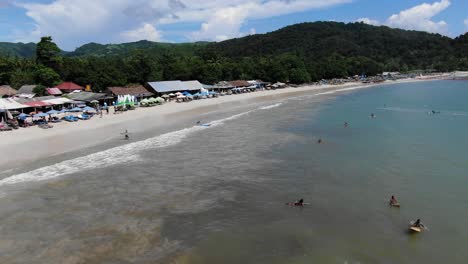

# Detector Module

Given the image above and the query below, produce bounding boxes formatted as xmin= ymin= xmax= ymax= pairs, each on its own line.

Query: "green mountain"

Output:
xmin=207 ymin=21 xmax=464 ymax=71
xmin=0 ymin=42 xmax=36 ymax=57
xmin=68 ymin=40 xmax=209 ymax=57
xmin=1 ymin=22 xmax=467 ymax=90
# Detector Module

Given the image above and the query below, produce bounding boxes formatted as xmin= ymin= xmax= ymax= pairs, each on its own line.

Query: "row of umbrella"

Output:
xmin=141 ymin=97 xmax=165 ymax=104
xmin=19 ymin=106 xmax=97 ymax=118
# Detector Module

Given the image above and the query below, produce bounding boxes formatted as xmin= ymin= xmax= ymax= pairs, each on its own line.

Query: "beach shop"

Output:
xmin=106 ymin=85 xmax=154 ymax=101
xmin=146 ymin=80 xmax=204 ymax=100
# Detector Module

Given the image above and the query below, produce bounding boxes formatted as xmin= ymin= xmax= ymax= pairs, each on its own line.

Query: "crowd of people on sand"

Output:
xmin=287 ymin=111 xmax=427 ymax=234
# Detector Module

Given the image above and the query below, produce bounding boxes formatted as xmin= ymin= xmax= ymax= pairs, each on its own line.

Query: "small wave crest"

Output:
xmin=259 ymin=103 xmax=283 ymax=110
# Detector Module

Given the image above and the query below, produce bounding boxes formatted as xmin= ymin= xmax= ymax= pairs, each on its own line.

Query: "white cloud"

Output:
xmin=386 ymin=0 xmax=450 ymax=34
xmin=356 ymin=17 xmax=380 ymax=26
xmin=187 ymin=0 xmax=352 ymax=41
xmin=464 ymin=19 xmax=468 ymax=29
xmin=354 ymin=0 xmax=451 ymax=35
xmin=121 ymin=23 xmax=162 ymax=42
xmin=17 ymin=0 xmax=352 ymax=48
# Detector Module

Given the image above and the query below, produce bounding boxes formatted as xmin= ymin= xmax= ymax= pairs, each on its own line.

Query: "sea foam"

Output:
xmin=0 ymin=104 xmax=281 ymax=187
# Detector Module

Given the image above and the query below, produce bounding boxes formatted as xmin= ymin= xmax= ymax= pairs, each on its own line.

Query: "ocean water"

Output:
xmin=1 ymin=80 xmax=468 ymax=263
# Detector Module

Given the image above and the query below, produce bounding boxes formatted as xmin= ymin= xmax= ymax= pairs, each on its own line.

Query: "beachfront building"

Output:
xmin=107 ymin=85 xmax=154 ymax=100
xmin=10 ymin=96 xmax=73 ymax=114
xmin=146 ymin=80 xmax=203 ymax=96
xmin=16 ymin=85 xmax=37 ymax=98
xmin=0 ymin=85 xmax=17 ymax=98
xmin=229 ymin=80 xmax=256 ymax=93
xmin=66 ymin=91 xmax=109 ymax=104
xmin=248 ymin=80 xmax=270 ymax=90
xmin=56 ymin=82 xmax=84 ymax=93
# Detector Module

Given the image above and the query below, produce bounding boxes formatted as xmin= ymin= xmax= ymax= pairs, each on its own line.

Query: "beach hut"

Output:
xmin=0 ymin=85 xmax=17 ymax=98
xmin=107 ymin=85 xmax=154 ymax=100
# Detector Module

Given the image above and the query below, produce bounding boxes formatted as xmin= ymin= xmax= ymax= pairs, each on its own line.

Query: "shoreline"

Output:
xmin=0 ymin=78 xmax=441 ymax=171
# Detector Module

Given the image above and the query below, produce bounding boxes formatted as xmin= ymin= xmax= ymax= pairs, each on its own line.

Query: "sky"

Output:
xmin=0 ymin=0 xmax=467 ymax=50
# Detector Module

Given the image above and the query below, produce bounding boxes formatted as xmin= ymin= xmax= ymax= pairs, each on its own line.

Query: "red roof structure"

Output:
xmin=46 ymin=88 xmax=63 ymax=95
xmin=56 ymin=82 xmax=84 ymax=91
xmin=23 ymin=101 xmax=53 ymax=107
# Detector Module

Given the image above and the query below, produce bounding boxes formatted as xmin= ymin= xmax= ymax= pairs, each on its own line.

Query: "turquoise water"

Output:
xmin=181 ymin=80 xmax=468 ymax=263
xmin=0 ymin=80 xmax=467 ymax=263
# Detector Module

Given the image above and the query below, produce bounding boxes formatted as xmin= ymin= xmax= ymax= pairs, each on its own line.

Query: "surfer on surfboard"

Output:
xmin=389 ymin=195 xmax=400 ymax=207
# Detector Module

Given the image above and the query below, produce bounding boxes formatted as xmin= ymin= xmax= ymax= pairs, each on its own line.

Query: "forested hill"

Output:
xmin=69 ymin=40 xmax=208 ymax=57
xmin=0 ymin=22 xmax=467 ymax=91
xmin=206 ymin=22 xmax=465 ymax=72
xmin=0 ymin=42 xmax=36 ymax=57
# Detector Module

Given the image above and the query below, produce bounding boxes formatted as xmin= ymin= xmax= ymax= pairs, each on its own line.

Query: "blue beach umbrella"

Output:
xmin=47 ymin=109 xmax=60 ymax=115
xmin=18 ymin=113 xmax=30 ymax=118
xmin=83 ymin=106 xmax=96 ymax=112
xmin=70 ymin=107 xmax=82 ymax=112
xmin=33 ymin=112 xmax=49 ymax=118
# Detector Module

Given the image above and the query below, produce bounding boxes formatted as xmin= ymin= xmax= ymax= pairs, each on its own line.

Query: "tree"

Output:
xmin=36 ymin=36 xmax=62 ymax=70
xmin=32 ymin=85 xmax=46 ymax=96
xmin=35 ymin=65 xmax=61 ymax=87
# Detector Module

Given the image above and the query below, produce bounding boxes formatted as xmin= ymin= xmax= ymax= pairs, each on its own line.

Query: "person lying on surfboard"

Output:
xmin=294 ymin=199 xmax=304 ymax=206
xmin=286 ymin=198 xmax=305 ymax=207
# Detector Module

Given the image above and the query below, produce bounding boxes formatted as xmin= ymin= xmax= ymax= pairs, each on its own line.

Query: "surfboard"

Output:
xmin=390 ymin=203 xmax=400 ymax=208
xmin=410 ymin=226 xmax=422 ymax=233
xmin=286 ymin=202 xmax=309 ymax=207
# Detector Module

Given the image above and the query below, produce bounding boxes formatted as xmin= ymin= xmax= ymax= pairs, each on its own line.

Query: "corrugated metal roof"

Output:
xmin=43 ymin=98 xmax=72 ymax=105
xmin=46 ymin=88 xmax=63 ymax=95
xmin=0 ymin=98 xmax=28 ymax=110
xmin=182 ymin=80 xmax=203 ymax=91
xmin=23 ymin=101 xmax=53 ymax=107
xmin=66 ymin=92 xmax=107 ymax=102
xmin=17 ymin=85 xmax=37 ymax=94
xmin=147 ymin=81 xmax=187 ymax=93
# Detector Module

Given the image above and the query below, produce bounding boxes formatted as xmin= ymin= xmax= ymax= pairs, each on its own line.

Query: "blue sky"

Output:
xmin=0 ymin=0 xmax=467 ymax=50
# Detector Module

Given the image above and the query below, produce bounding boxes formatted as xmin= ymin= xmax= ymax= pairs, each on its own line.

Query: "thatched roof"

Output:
xmin=0 ymin=85 xmax=17 ymax=97
xmin=229 ymin=80 xmax=251 ymax=87
xmin=107 ymin=85 xmax=153 ymax=96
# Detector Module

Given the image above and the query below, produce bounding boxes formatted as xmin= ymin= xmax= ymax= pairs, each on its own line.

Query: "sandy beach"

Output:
xmin=0 ymin=78 xmax=446 ymax=171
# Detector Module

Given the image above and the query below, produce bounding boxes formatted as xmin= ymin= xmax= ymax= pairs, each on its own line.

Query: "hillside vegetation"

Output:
xmin=0 ymin=22 xmax=467 ymax=91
